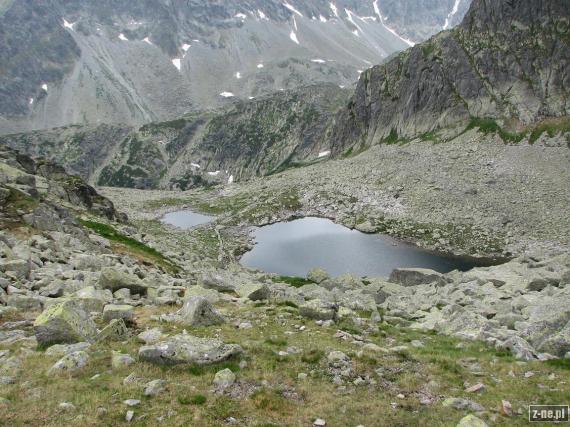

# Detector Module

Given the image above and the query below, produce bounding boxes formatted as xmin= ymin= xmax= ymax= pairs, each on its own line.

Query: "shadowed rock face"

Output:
xmin=328 ymin=0 xmax=570 ymax=154
xmin=0 ymin=0 xmax=471 ymax=134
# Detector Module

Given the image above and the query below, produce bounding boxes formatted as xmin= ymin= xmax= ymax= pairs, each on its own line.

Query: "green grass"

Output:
xmin=271 ymin=276 xmax=315 ymax=288
xmin=79 ymin=219 xmax=179 ymax=272
xmin=177 ymin=394 xmax=207 ymax=405
xmin=464 ymin=117 xmax=526 ymax=143
xmin=528 ymin=116 xmax=570 ymax=144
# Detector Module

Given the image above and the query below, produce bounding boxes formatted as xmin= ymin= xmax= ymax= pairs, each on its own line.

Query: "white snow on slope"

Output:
xmin=372 ymin=0 xmax=415 ymax=46
xmin=330 ymin=3 xmax=339 ymax=18
xmin=290 ymin=30 xmax=300 ymax=44
xmin=319 ymin=15 xmax=327 ymax=23
xmin=29 ymin=98 xmax=34 ymax=105
xmin=257 ymin=63 xmax=264 ymax=69
xmin=258 ymin=10 xmax=267 ymax=20
xmin=235 ymin=72 xmax=242 ymax=79
xmin=172 ymin=58 xmax=181 ymax=71
xmin=62 ymin=19 xmax=75 ymax=31
xmin=191 ymin=163 xmax=201 ymax=169
xmin=283 ymin=2 xmax=303 ymax=17
xmin=311 ymin=59 xmax=326 ymax=63
xmin=118 ymin=33 xmax=129 ymax=41
xmin=318 ymin=150 xmax=331 ymax=158
xmin=443 ymin=0 xmax=462 ymax=30
xmin=235 ymin=13 xmax=247 ymax=20
xmin=228 ymin=175 xmax=234 ymax=184
xmin=143 ymin=37 xmax=152 ymax=45
xmin=41 ymin=84 xmax=48 ymax=92
xmin=208 ymin=171 xmax=220 ymax=176
xmin=182 ymin=43 xmax=191 ymax=52
xmin=219 ymin=92 xmax=235 ymax=98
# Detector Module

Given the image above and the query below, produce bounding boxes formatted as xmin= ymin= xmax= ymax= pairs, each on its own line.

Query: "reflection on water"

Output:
xmin=240 ymin=217 xmax=483 ymax=278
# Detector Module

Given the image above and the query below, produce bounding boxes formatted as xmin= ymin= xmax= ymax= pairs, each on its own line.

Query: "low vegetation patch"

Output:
xmin=79 ymin=219 xmax=179 ymax=272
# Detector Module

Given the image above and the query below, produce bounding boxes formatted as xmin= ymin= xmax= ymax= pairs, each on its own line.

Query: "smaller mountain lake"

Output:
xmin=161 ymin=210 xmax=213 ymax=229
xmin=240 ymin=217 xmax=485 ymax=278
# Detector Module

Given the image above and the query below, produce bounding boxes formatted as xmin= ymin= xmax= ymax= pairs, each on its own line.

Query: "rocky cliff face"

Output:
xmin=329 ymin=0 xmax=570 ymax=153
xmin=0 ymin=0 xmax=470 ymax=135
xmin=1 ymin=84 xmax=349 ymax=189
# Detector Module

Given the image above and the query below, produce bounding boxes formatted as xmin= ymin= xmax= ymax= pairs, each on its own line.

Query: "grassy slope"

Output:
xmin=1 ymin=300 xmax=568 ymax=426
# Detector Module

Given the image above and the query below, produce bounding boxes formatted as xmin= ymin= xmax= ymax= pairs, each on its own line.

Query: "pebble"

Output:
xmin=126 ymin=410 xmax=134 ymax=422
xmin=123 ymin=399 xmax=141 ymax=407
xmin=313 ymin=419 xmax=326 ymax=426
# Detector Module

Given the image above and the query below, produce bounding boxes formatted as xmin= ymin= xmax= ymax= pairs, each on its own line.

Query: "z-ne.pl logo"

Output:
xmin=529 ymin=405 xmax=569 ymax=422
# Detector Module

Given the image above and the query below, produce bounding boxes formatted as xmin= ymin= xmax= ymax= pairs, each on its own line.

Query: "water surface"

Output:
xmin=161 ymin=210 xmax=213 ymax=229
xmin=240 ymin=217 xmax=482 ymax=278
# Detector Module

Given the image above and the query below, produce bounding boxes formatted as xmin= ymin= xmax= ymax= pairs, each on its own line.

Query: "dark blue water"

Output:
xmin=240 ymin=217 xmax=481 ymax=278
xmin=161 ymin=210 xmax=213 ymax=229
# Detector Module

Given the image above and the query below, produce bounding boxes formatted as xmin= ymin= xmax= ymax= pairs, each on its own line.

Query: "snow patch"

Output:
xmin=283 ymin=2 xmax=303 ymax=17
xmin=352 ymin=30 xmax=359 ymax=36
xmin=191 ymin=163 xmax=201 ymax=169
xmin=319 ymin=15 xmax=327 ymax=23
xmin=248 ymin=96 xmax=255 ymax=100
xmin=143 ymin=37 xmax=152 ymax=45
xmin=235 ymin=72 xmax=242 ymax=79
xmin=257 ymin=10 xmax=267 ymax=20
xmin=118 ymin=33 xmax=129 ymax=41
xmin=311 ymin=59 xmax=326 ymax=63
xmin=289 ymin=30 xmax=299 ymax=44
xmin=41 ymin=84 xmax=48 ymax=92
xmin=182 ymin=43 xmax=191 ymax=52
xmin=172 ymin=58 xmax=181 ymax=71
xmin=318 ymin=150 xmax=331 ymax=158
xmin=208 ymin=171 xmax=220 ymax=176
xmin=62 ymin=19 xmax=75 ymax=31
xmin=235 ymin=13 xmax=247 ymax=20
xmin=257 ymin=63 xmax=264 ymax=69
xmin=443 ymin=0 xmax=462 ymax=30
xmin=219 ymin=92 xmax=235 ymax=98
xmin=330 ymin=3 xmax=339 ymax=17
xmin=228 ymin=175 xmax=234 ymax=184
xmin=29 ymin=98 xmax=34 ymax=105
xmin=373 ymin=0 xmax=415 ymax=47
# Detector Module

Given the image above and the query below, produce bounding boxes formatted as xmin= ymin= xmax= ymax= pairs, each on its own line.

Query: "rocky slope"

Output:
xmin=0 ymin=147 xmax=569 ymax=425
xmin=329 ymin=0 xmax=570 ymax=153
xmin=0 ymin=0 xmax=471 ymax=134
xmin=1 ymin=84 xmax=350 ymax=189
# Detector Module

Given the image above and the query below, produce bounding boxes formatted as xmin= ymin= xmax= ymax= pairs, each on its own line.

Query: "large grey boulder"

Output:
xmin=99 ymin=268 xmax=148 ymax=295
xmin=299 ymin=299 xmax=336 ymax=321
xmin=307 ymin=268 xmax=329 ymax=284
xmin=103 ymin=304 xmax=135 ymax=323
xmin=47 ymin=351 xmax=89 ymax=375
xmin=34 ymin=299 xmax=99 ymax=346
xmin=139 ymin=334 xmax=242 ymax=366
xmin=236 ymin=283 xmax=270 ymax=301
xmin=389 ymin=268 xmax=446 ymax=287
xmin=160 ymin=297 xmax=224 ymax=326
xmin=201 ymin=272 xmax=236 ymax=292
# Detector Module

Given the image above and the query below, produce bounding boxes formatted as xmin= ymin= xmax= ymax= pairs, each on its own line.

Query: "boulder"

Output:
xmin=0 ymin=259 xmax=30 ymax=280
xmin=6 ymin=295 xmax=43 ymax=311
xmin=213 ymin=368 xmax=236 ymax=389
xmin=184 ymin=286 xmax=224 ymax=303
xmin=103 ymin=304 xmax=134 ymax=323
xmin=442 ymin=398 xmax=484 ymax=412
xmin=45 ymin=342 xmax=91 ymax=357
xmin=34 ymin=299 xmax=98 ymax=346
xmin=99 ymin=268 xmax=148 ymax=295
xmin=201 ymin=272 xmax=236 ymax=292
xmin=537 ymin=322 xmax=570 ymax=357
xmin=456 ymin=415 xmax=488 ymax=427
xmin=137 ymin=328 xmax=164 ymax=345
xmin=96 ymin=319 xmax=129 ymax=342
xmin=47 ymin=351 xmax=89 ymax=375
xmin=144 ymin=379 xmax=167 ymax=397
xmin=236 ymin=283 xmax=270 ymax=301
xmin=160 ymin=297 xmax=224 ymax=326
xmin=307 ymin=268 xmax=330 ymax=284
xmin=139 ymin=334 xmax=242 ymax=366
xmin=112 ymin=351 xmax=135 ymax=369
xmin=299 ymin=299 xmax=336 ymax=321
xmin=389 ymin=268 xmax=446 ymax=287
